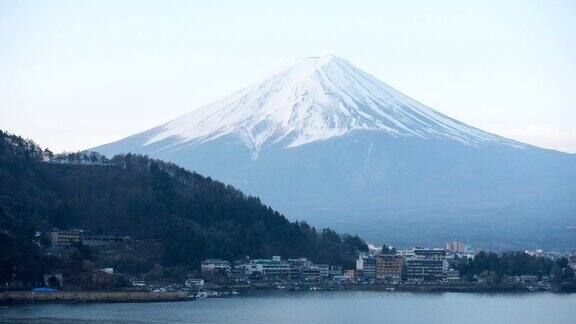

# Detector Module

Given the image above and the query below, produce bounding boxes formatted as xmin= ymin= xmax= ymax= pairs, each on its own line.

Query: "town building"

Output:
xmin=206 ymin=255 xmax=349 ymax=283
xmin=405 ymin=248 xmax=447 ymax=282
xmin=185 ymin=278 xmax=205 ymax=288
xmin=444 ymin=269 xmax=460 ymax=281
xmin=49 ymin=229 xmax=126 ymax=248
xmin=316 ymin=264 xmax=330 ymax=278
xmin=356 ymin=253 xmax=367 ymax=270
xmin=345 ymin=269 xmax=360 ymax=281
xmin=333 ymin=275 xmax=351 ymax=283
xmin=329 ymin=265 xmax=343 ymax=277
xmin=569 ymin=253 xmax=576 ymax=270
xmin=81 ymin=232 xmax=125 ymax=246
xmin=446 ymin=239 xmax=467 ymax=254
xmin=302 ymin=266 xmax=321 ymax=280
xmin=356 ymin=254 xmax=377 ymax=279
xmin=131 ymin=280 xmax=147 ymax=287
xmin=363 ymin=257 xmax=377 ymax=279
xmin=49 ymin=229 xmax=82 ymax=247
xmin=201 ymin=259 xmax=231 ymax=273
xmin=376 ymin=254 xmax=404 ymax=281
xmin=288 ymin=258 xmax=330 ymax=280
xmin=244 ymin=256 xmax=291 ymax=279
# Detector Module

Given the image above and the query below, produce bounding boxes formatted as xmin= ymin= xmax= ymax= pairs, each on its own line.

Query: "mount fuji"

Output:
xmin=95 ymin=55 xmax=576 ymax=250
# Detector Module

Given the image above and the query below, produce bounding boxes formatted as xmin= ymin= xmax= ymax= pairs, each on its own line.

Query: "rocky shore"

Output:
xmin=0 ymin=291 xmax=190 ymax=303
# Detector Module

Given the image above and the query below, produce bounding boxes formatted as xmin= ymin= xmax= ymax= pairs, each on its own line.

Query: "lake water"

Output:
xmin=1 ymin=291 xmax=574 ymax=323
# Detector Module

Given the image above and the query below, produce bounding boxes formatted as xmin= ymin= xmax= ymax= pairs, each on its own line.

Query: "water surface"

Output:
xmin=1 ymin=291 xmax=574 ymax=323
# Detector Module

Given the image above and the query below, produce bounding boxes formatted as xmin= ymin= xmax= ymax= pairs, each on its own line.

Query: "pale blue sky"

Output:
xmin=1 ymin=0 xmax=575 ymax=153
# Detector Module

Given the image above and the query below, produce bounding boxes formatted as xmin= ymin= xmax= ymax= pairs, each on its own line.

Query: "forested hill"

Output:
xmin=0 ymin=130 xmax=367 ymax=269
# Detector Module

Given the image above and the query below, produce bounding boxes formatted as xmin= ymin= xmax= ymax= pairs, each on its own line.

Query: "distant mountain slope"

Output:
xmin=100 ymin=55 xmax=520 ymax=158
xmin=0 ymin=130 xmax=367 ymax=269
xmin=95 ymin=55 xmax=576 ymax=250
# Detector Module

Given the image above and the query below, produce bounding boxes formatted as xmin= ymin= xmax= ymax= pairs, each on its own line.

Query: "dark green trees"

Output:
xmin=0 ymin=130 xmax=368 ymax=280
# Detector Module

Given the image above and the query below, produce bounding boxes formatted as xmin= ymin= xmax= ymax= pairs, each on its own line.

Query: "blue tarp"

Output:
xmin=32 ymin=287 xmax=58 ymax=293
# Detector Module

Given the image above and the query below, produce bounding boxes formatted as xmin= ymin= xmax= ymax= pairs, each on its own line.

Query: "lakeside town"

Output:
xmin=178 ymin=242 xmax=576 ymax=296
xmin=2 ymin=228 xmax=575 ymax=302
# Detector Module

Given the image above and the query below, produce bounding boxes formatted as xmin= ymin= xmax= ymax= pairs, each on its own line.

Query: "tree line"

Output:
xmin=455 ymin=251 xmax=574 ymax=284
xmin=0 ymin=130 xmax=368 ymax=286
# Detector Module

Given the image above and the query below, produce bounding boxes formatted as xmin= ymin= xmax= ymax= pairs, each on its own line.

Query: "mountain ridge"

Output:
xmin=0 ymin=130 xmax=367 ymax=274
xmin=94 ymin=55 xmax=576 ymax=250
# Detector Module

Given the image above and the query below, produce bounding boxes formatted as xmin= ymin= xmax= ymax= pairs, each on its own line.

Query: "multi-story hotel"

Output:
xmin=405 ymin=248 xmax=447 ymax=282
xmin=376 ymin=254 xmax=404 ymax=281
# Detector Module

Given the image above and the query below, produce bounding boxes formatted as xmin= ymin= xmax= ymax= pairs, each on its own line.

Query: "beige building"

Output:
xmin=376 ymin=254 xmax=404 ymax=281
xmin=446 ymin=239 xmax=467 ymax=254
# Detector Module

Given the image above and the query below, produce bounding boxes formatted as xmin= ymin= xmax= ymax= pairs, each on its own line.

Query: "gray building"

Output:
xmin=405 ymin=248 xmax=447 ymax=282
xmin=201 ymin=259 xmax=231 ymax=273
xmin=245 ymin=256 xmax=291 ymax=279
xmin=356 ymin=254 xmax=377 ymax=280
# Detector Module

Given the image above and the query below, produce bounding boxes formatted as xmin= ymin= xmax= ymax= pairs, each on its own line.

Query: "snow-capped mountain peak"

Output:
xmin=142 ymin=55 xmax=519 ymax=157
xmin=93 ymin=55 xmax=576 ymax=250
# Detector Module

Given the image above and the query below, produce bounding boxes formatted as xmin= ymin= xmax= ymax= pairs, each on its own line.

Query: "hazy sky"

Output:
xmin=1 ymin=0 xmax=575 ymax=153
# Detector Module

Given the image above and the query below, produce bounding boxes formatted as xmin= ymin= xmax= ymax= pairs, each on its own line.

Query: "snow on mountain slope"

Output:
xmin=94 ymin=55 xmax=576 ymax=250
xmin=138 ymin=55 xmax=522 ymax=158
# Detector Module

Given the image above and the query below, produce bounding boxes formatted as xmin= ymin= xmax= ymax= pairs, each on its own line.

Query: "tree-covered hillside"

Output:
xmin=0 ymin=130 xmax=367 ymax=275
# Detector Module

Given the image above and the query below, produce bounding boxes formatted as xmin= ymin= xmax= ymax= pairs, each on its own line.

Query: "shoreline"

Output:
xmin=207 ymin=281 xmax=571 ymax=293
xmin=0 ymin=291 xmax=190 ymax=304
xmin=2 ymin=283 xmax=573 ymax=304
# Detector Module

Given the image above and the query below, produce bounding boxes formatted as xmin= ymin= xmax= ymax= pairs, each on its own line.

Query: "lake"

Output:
xmin=1 ymin=291 xmax=574 ymax=323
